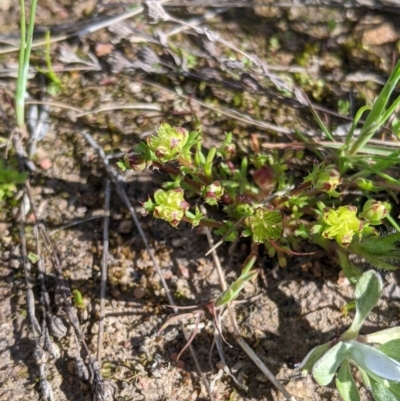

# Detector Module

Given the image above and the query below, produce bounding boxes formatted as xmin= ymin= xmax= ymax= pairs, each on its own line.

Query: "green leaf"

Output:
xmin=364 ymin=328 xmax=400 ymax=346
xmin=341 ymin=301 xmax=355 ymax=318
xmin=348 ymin=341 xmax=400 ymax=381
xmin=370 ymin=378 xmax=399 ymax=401
xmin=378 ymin=339 xmax=400 ymax=362
xmin=204 ymin=147 xmax=216 ymax=179
xmin=359 ymin=366 xmax=371 ymax=388
xmin=0 ymin=160 xmax=27 ymax=203
xmin=116 ymin=160 xmax=128 ymax=171
xmin=386 ymin=381 xmax=400 ymax=399
xmin=337 ymin=249 xmax=362 ymax=286
xmin=354 ymin=270 xmax=382 ymax=323
xmin=184 ymin=207 xmax=203 ymax=227
xmin=213 ymin=221 xmax=238 ymax=242
xmin=349 ymin=60 xmax=400 ymax=156
xmin=243 ymin=208 xmax=282 ymax=243
xmin=336 ymin=360 xmax=360 ymax=401
xmin=299 ymin=341 xmax=333 ymax=375
xmin=312 ymin=341 xmax=351 ymax=386
xmin=143 ymin=197 xmax=156 ymax=213
xmin=349 ymin=233 xmax=400 ymax=271
xmin=214 ymin=256 xmax=257 ymax=308
xmin=343 ymin=270 xmax=382 ymax=339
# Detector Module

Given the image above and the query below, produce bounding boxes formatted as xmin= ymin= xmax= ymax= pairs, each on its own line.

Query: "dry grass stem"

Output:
xmin=97 ymin=179 xmax=111 ymax=366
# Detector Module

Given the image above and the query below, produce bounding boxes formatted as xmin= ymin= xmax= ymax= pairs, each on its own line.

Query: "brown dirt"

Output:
xmin=1 ymin=1 xmax=400 ymax=401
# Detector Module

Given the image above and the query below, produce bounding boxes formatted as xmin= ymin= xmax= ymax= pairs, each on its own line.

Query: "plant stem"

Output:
xmin=181 ymin=215 xmax=222 ymax=228
xmin=152 ymin=162 xmax=203 ymax=190
xmin=386 ymin=214 xmax=400 ymax=232
xmin=16 ymin=0 xmax=38 ymax=128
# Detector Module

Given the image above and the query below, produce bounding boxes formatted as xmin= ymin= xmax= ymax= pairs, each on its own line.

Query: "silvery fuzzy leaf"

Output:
xmin=348 ymin=340 xmax=400 ymax=382
xmin=312 ymin=341 xmax=352 ymax=386
xmin=298 ymin=341 xmax=332 ymax=374
xmin=363 ymin=327 xmax=400 ymax=346
xmin=344 ymin=270 xmax=382 ymax=338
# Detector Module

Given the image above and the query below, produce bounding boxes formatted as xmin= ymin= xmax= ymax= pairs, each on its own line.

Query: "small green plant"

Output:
xmin=0 ymin=160 xmax=26 ymax=206
xmin=300 ymin=270 xmax=400 ymax=401
xmin=72 ymin=289 xmax=85 ymax=309
xmin=119 ymin=62 xmax=400 ymax=283
xmin=120 ymin=62 xmax=400 ymax=400
xmin=120 ymin=121 xmax=400 ymax=274
xmin=125 ymin=63 xmax=400 ymax=265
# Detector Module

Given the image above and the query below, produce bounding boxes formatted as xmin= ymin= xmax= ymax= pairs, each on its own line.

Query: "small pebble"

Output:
xmin=95 ymin=43 xmax=113 ymax=57
xmin=38 ymin=158 xmax=52 ymax=170
xmin=134 ymin=288 xmax=145 ymax=299
xmin=177 ymin=265 xmax=190 ymax=279
xmin=118 ymin=220 xmax=133 ymax=234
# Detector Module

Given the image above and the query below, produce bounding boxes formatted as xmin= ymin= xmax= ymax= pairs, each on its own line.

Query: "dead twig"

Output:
xmin=20 ymin=198 xmax=55 ymax=401
xmin=0 ymin=4 xmax=166 ymax=55
xmin=24 ymin=100 xmax=162 ymax=118
xmin=97 ymin=180 xmax=111 ymax=366
xmin=143 ymin=79 xmax=293 ymax=134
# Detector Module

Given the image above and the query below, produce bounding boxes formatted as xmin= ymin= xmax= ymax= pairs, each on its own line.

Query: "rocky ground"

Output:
xmin=1 ymin=1 xmax=400 ymax=400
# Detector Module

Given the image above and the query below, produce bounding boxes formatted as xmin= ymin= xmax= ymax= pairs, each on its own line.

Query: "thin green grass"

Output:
xmin=298 ymin=61 xmax=400 ymax=234
xmin=346 ymin=60 xmax=400 ymax=156
xmin=16 ymin=0 xmax=38 ymax=128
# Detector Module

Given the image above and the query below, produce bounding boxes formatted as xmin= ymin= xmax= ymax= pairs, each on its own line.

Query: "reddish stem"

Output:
xmin=182 ymin=215 xmax=223 ymax=228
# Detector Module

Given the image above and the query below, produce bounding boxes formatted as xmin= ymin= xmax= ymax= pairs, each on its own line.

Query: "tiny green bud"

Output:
xmin=315 ymin=164 xmax=342 ymax=197
xmin=304 ymin=163 xmax=342 ymax=197
xmin=218 ymin=132 xmax=236 ymax=159
xmin=360 ymin=200 xmax=390 ymax=223
xmin=147 ymin=123 xmax=188 ymax=162
xmin=202 ymin=181 xmax=224 ymax=206
xmin=28 ymin=252 xmax=40 ymax=264
xmin=72 ymin=289 xmax=85 ymax=309
xmin=356 ymin=178 xmax=377 ymax=192
xmin=126 ymin=151 xmax=148 ymax=172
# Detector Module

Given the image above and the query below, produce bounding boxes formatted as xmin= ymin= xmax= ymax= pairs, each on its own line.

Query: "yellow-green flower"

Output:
xmin=319 ymin=206 xmax=362 ymax=247
xmin=145 ymin=188 xmax=189 ymax=227
xmin=147 ymin=123 xmax=188 ymax=162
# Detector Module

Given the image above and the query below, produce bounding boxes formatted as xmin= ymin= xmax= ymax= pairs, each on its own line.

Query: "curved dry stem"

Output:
xmin=97 ymin=180 xmax=111 ymax=366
